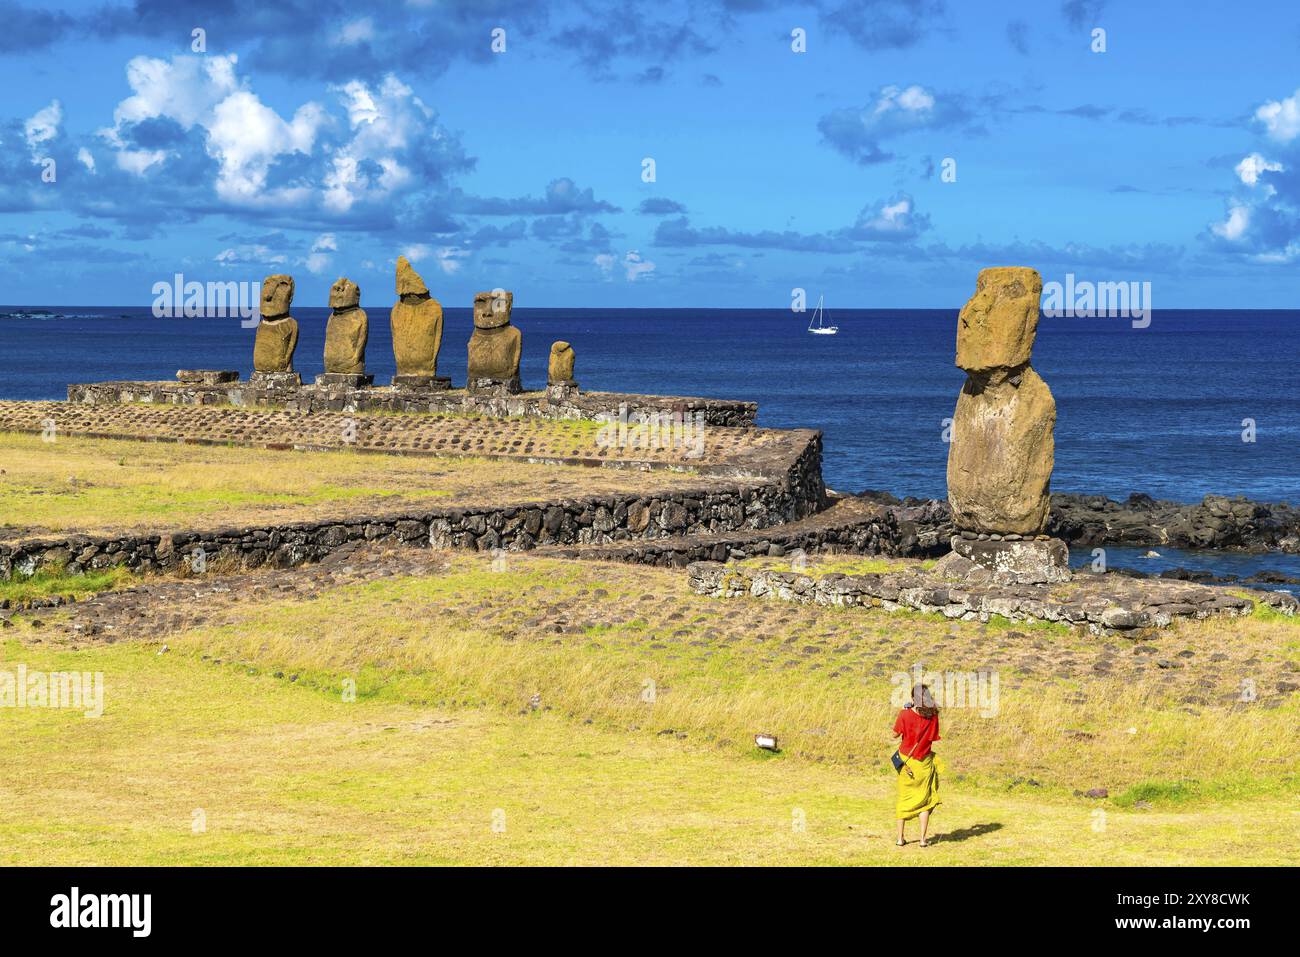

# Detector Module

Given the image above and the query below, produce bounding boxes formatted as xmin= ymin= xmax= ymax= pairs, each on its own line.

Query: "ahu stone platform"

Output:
xmin=688 ymin=559 xmax=1294 ymax=634
xmin=0 ymin=400 xmax=795 ymax=476
xmin=67 ymin=377 xmax=757 ymax=428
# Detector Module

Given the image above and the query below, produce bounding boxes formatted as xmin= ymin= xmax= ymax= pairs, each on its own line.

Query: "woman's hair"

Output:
xmin=912 ymin=684 xmax=939 ymax=720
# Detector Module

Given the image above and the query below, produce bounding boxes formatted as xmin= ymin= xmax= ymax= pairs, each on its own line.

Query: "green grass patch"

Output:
xmin=0 ymin=566 xmax=135 ymax=605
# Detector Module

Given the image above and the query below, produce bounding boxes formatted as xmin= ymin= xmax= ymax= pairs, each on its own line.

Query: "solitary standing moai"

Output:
xmin=318 ymin=277 xmax=372 ymax=387
xmin=945 ymin=266 xmax=1068 ymax=583
xmin=390 ymin=256 xmax=449 ymax=389
xmin=251 ymin=274 xmax=301 ymax=387
xmin=466 ymin=289 xmax=521 ymax=393
xmin=546 ymin=340 xmax=578 ymax=399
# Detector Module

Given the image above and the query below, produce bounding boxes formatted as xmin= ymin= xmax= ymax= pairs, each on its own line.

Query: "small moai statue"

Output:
xmin=546 ymin=340 xmax=578 ymax=399
xmin=251 ymin=274 xmax=301 ymax=387
xmin=944 ymin=266 xmax=1067 ymax=583
xmin=466 ymin=289 xmax=521 ymax=394
xmin=318 ymin=277 xmax=372 ymax=387
xmin=390 ymin=256 xmax=449 ymax=389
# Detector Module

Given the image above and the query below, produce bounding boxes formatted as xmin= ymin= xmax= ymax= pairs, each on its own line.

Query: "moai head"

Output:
xmin=260 ymin=274 xmax=294 ymax=318
xmin=473 ymin=289 xmax=513 ymax=329
xmin=395 ymin=256 xmax=429 ymax=299
xmin=548 ymin=340 xmax=575 ymax=383
xmin=329 ymin=277 xmax=361 ymax=311
xmin=955 ymin=267 xmax=1042 ymax=373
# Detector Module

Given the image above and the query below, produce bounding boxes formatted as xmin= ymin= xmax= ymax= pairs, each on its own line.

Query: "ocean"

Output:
xmin=3 ymin=305 xmax=1297 ymax=579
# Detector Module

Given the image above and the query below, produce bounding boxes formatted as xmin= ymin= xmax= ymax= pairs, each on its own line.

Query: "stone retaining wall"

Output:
xmin=0 ymin=425 xmax=825 ymax=580
xmin=67 ymin=380 xmax=758 ymax=428
xmin=541 ymin=494 xmax=936 ymax=567
xmin=0 ymin=478 xmax=808 ymax=581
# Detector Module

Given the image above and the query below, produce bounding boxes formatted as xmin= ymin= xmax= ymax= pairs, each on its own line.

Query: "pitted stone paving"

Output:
xmin=0 ymin=400 xmax=796 ymax=473
xmin=687 ymin=559 xmax=1296 ymax=635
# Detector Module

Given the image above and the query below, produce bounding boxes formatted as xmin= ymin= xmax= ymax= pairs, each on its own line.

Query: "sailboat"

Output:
xmin=807 ymin=295 xmax=838 ymax=335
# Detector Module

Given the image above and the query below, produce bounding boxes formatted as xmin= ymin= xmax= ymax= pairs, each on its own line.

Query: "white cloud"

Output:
xmin=24 ymin=100 xmax=62 ymax=154
xmin=1210 ymin=203 xmax=1250 ymax=242
xmin=322 ymin=76 xmax=429 ymax=212
xmin=1235 ymin=152 xmax=1282 ymax=187
xmin=1255 ymin=89 xmax=1300 ymax=143
xmin=335 ymin=17 xmax=375 ymax=46
xmin=304 ymin=233 xmax=338 ymax=274
xmin=215 ymin=244 xmax=285 ymax=267
xmin=76 ymin=147 xmax=95 ymax=172
xmin=859 ymin=196 xmax=913 ymax=232
xmin=435 ymin=246 xmax=469 ymax=274
xmin=873 ymin=84 xmax=935 ymax=117
xmin=623 ymin=250 xmax=655 ymax=282
xmin=594 ymin=253 xmax=615 ymax=278
xmin=400 ymin=243 xmax=466 ymax=274
xmin=208 ymin=91 xmax=326 ymax=204
xmin=99 ymin=52 xmax=326 ymax=201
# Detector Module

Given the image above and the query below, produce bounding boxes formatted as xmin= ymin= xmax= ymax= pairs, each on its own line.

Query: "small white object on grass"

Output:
xmin=754 ymin=733 xmax=779 ymax=751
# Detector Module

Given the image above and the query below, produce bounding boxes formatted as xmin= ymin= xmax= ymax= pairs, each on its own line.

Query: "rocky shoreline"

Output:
xmin=1049 ymin=491 xmax=1300 ymax=553
xmin=854 ymin=490 xmax=1300 ymax=588
xmin=858 ymin=489 xmax=1299 ymax=554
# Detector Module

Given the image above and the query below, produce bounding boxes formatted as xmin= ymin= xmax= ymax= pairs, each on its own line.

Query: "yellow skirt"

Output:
xmin=895 ymin=753 xmax=941 ymax=821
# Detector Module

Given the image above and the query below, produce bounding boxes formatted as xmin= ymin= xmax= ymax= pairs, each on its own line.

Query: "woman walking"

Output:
xmin=894 ymin=684 xmax=941 ymax=847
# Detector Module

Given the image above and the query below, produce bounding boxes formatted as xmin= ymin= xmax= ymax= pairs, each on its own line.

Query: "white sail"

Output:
xmin=808 ymin=294 xmax=838 ymax=335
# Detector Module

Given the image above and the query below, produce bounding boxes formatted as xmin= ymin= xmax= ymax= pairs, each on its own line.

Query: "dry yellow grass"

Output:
xmin=69 ymin=551 xmax=1292 ymax=805
xmin=1 ymin=635 xmax=1294 ymax=865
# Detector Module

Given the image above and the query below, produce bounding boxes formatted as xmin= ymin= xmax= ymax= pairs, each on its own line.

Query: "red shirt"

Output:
xmin=894 ymin=708 xmax=940 ymax=760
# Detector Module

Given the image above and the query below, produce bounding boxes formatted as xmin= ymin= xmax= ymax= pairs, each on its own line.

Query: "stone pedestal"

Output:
xmin=949 ymin=535 xmax=1070 ymax=584
xmin=315 ymin=373 xmax=374 ymax=388
xmin=391 ymin=374 xmax=451 ymax=390
xmin=177 ymin=370 xmax=239 ymax=385
xmin=546 ymin=380 xmax=579 ymax=401
xmin=250 ymin=371 xmax=302 ymax=389
xmin=466 ymin=375 xmax=521 ymax=396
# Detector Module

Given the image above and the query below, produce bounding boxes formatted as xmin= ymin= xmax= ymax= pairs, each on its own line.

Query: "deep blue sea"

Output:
xmin=2 ymin=306 xmax=1297 ymax=581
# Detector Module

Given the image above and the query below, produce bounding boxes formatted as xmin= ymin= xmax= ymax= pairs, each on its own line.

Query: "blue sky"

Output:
xmin=3 ymin=0 xmax=1300 ymax=307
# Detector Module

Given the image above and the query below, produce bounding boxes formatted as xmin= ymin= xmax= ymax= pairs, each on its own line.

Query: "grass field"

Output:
xmin=1 ymin=551 xmax=1296 ymax=865
xmin=1 ymin=636 xmax=1295 ymax=866
xmin=0 ymin=432 xmax=707 ymax=540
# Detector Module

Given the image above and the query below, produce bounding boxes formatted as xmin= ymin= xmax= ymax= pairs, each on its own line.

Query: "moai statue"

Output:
xmin=390 ymin=256 xmax=449 ymax=389
xmin=318 ymin=277 xmax=372 ymax=387
xmin=944 ymin=266 xmax=1068 ymax=583
xmin=466 ymin=289 xmax=521 ymax=394
xmin=251 ymin=274 xmax=301 ymax=387
xmin=546 ymin=340 xmax=578 ymax=399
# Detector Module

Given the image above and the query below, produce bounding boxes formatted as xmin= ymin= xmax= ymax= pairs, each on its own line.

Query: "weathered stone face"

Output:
xmin=253 ymin=316 xmax=299 ymax=373
xmin=947 ymin=366 xmax=1056 ymax=535
xmin=390 ymin=258 xmax=442 ymax=377
xmin=955 ymin=267 xmax=1042 ymax=373
xmin=324 ymin=278 xmax=367 ymax=375
xmin=548 ymin=341 xmax=575 ymax=384
xmin=467 ymin=325 xmax=522 ymax=388
xmin=472 ymin=290 xmax=513 ymax=329
xmin=329 ymin=277 xmax=361 ymax=310
xmin=395 ymin=256 xmax=428 ymax=297
xmin=260 ymin=274 xmax=294 ymax=318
